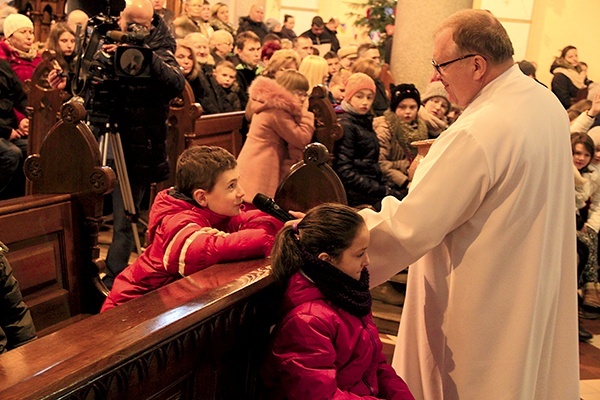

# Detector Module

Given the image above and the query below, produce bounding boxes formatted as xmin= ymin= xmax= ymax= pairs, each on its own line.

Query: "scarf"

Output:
xmin=384 ymin=110 xmax=428 ymax=161
xmin=553 ymin=58 xmax=587 ymax=89
xmin=6 ymin=41 xmax=37 ymax=61
xmin=300 ymin=249 xmax=372 ymax=317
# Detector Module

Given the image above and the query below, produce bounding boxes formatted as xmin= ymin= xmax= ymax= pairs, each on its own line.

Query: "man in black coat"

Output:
xmin=236 ymin=5 xmax=268 ymax=42
xmin=50 ymin=0 xmax=185 ymax=289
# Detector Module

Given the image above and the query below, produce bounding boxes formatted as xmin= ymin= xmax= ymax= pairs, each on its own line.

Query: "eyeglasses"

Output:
xmin=431 ymin=54 xmax=478 ymax=74
xmin=292 ymin=91 xmax=308 ymax=101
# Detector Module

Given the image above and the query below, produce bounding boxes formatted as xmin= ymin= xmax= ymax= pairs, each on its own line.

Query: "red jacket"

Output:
xmin=262 ymin=272 xmax=414 ymax=400
xmin=102 ymin=189 xmax=282 ymax=311
xmin=0 ymin=40 xmax=41 ymax=83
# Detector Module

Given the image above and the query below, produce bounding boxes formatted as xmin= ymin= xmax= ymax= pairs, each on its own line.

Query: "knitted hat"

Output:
xmin=337 ymin=45 xmax=358 ymax=60
xmin=344 ymin=72 xmax=376 ymax=101
xmin=390 ymin=83 xmax=421 ymax=112
xmin=3 ymin=13 xmax=32 ymax=39
xmin=420 ymin=81 xmax=450 ymax=108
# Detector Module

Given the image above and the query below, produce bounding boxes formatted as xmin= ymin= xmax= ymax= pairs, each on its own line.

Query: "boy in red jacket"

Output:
xmin=101 ymin=146 xmax=283 ymax=311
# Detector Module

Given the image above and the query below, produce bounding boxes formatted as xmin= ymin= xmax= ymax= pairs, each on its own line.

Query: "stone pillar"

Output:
xmin=390 ymin=0 xmax=473 ymax=92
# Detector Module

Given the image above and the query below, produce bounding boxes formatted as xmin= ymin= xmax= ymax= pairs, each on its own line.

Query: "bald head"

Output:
xmin=67 ymin=9 xmax=88 ymax=32
xmin=249 ymin=5 xmax=264 ymax=23
xmin=120 ymin=0 xmax=154 ymax=31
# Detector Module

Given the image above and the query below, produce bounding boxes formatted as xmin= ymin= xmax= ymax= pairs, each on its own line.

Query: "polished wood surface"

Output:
xmin=308 ymin=84 xmax=343 ymax=157
xmin=0 ymin=258 xmax=276 ymax=400
xmin=187 ymin=110 xmax=245 ymax=157
xmin=275 ymin=142 xmax=347 ymax=212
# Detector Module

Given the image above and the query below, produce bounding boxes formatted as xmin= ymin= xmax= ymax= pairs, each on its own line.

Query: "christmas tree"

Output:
xmin=347 ymin=0 xmax=397 ymax=47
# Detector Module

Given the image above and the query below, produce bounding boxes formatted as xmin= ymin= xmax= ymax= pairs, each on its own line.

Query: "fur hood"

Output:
xmin=248 ymin=76 xmax=303 ymax=117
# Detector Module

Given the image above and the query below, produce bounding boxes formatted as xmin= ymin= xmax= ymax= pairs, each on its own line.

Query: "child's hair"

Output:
xmin=175 ymin=39 xmax=200 ymax=80
xmin=276 ymin=69 xmax=309 ymax=93
xmin=175 ymin=146 xmax=237 ymax=198
xmin=299 ymin=55 xmax=329 ymax=92
xmin=270 ymin=203 xmax=365 ymax=282
xmin=572 ymin=133 xmax=595 ymax=172
xmin=329 ymin=69 xmax=352 ymax=87
xmin=263 ymin=49 xmax=300 ymax=78
xmin=215 ymin=59 xmax=236 ymax=73
xmin=323 ymin=51 xmax=339 ymax=61
xmin=234 ymin=31 xmax=260 ymax=51
xmin=351 ymin=58 xmax=381 ymax=81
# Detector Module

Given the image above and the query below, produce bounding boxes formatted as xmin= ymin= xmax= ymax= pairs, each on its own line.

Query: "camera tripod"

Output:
xmin=97 ymin=122 xmax=144 ymax=255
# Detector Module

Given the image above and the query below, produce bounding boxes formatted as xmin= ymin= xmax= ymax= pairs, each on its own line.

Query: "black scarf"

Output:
xmin=300 ymin=249 xmax=372 ymax=317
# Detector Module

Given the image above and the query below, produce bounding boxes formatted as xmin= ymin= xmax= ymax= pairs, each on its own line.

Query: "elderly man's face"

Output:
xmin=249 ymin=6 xmax=264 ymax=23
xmin=432 ymin=28 xmax=479 ymax=107
xmin=186 ymin=0 xmax=204 ymax=19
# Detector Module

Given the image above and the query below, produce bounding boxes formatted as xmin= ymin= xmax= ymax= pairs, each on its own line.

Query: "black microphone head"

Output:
xmin=252 ymin=193 xmax=272 ymax=210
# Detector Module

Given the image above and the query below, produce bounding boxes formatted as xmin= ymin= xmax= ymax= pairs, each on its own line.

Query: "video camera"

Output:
xmin=71 ymin=14 xmax=153 ymax=98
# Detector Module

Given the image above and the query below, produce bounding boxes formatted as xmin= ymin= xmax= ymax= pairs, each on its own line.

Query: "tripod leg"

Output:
xmin=108 ymin=132 xmax=143 ymax=255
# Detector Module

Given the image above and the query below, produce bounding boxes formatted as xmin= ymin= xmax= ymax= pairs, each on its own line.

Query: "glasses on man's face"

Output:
xmin=431 ymin=54 xmax=478 ymax=75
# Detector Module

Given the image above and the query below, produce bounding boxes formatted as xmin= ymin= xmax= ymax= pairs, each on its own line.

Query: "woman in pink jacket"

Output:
xmin=237 ymin=70 xmax=315 ymax=201
xmin=262 ymin=203 xmax=414 ymax=400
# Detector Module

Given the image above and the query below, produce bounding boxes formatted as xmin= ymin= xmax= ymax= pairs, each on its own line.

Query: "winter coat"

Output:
xmin=550 ymin=58 xmax=587 ymax=109
xmin=372 ymin=78 xmax=390 ymax=117
xmin=101 ymin=189 xmax=282 ymax=311
xmin=0 ymin=40 xmax=41 ymax=83
xmin=173 ymin=14 xmax=213 ymax=39
xmin=279 ymin=27 xmax=296 ymax=41
xmin=188 ymin=65 xmax=241 ymax=114
xmin=0 ymin=59 xmax=27 ymax=139
xmin=237 ymin=76 xmax=314 ymax=200
xmin=91 ymin=13 xmax=185 ymax=185
xmin=236 ymin=16 xmax=268 ymax=41
xmin=334 ymin=111 xmax=389 ymax=207
xmin=0 ymin=241 xmax=36 ymax=353
xmin=210 ymin=18 xmax=235 ymax=35
xmin=373 ymin=111 xmax=428 ymax=188
xmin=262 ymin=272 xmax=414 ymax=400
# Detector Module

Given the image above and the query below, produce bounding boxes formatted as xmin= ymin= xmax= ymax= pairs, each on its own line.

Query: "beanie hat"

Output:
xmin=390 ymin=83 xmax=421 ymax=112
xmin=344 ymin=72 xmax=376 ymax=101
xmin=337 ymin=45 xmax=358 ymax=60
xmin=420 ymin=81 xmax=450 ymax=108
xmin=3 ymin=13 xmax=32 ymax=39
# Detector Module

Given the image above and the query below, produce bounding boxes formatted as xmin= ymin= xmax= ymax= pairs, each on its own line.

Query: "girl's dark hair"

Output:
xmin=572 ymin=133 xmax=595 ymax=172
xmin=270 ymin=203 xmax=364 ymax=282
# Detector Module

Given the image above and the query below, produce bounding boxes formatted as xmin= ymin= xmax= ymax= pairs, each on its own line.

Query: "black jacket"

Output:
xmin=90 ymin=14 xmax=185 ymax=184
xmin=334 ymin=111 xmax=389 ymax=208
xmin=237 ymin=17 xmax=268 ymax=41
xmin=0 ymin=60 xmax=27 ymax=140
xmin=0 ymin=242 xmax=36 ymax=353
xmin=188 ymin=65 xmax=241 ymax=114
xmin=372 ymin=78 xmax=390 ymax=117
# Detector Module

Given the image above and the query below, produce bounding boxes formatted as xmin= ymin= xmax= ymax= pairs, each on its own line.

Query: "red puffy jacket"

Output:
xmin=102 ymin=189 xmax=282 ymax=311
xmin=262 ymin=272 xmax=414 ymax=400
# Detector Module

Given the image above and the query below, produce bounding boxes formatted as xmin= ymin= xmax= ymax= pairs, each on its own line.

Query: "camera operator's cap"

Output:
xmin=3 ymin=13 xmax=33 ymax=38
xmin=337 ymin=45 xmax=358 ymax=60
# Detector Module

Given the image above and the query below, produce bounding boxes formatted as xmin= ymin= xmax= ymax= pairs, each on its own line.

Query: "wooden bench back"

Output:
xmin=308 ymin=84 xmax=343 ymax=157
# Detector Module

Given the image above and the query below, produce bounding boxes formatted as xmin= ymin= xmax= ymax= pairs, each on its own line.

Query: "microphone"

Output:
xmin=252 ymin=193 xmax=294 ymax=222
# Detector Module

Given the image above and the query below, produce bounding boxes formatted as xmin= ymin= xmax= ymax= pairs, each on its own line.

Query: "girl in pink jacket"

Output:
xmin=262 ymin=203 xmax=414 ymax=400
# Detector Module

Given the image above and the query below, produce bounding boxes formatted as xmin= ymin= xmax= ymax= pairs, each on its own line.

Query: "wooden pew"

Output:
xmin=186 ymin=110 xmax=245 ymax=156
xmin=0 ymin=101 xmax=116 ymax=332
xmin=0 ymin=143 xmax=348 ymax=399
xmin=0 ymin=259 xmax=277 ymax=400
xmin=308 ymin=84 xmax=343 ymax=157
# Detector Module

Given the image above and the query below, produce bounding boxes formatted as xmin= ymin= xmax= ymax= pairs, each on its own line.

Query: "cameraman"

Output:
xmin=49 ymin=0 xmax=185 ymax=289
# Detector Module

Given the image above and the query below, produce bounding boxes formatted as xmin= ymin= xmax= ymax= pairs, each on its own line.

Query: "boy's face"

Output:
xmin=215 ymin=66 xmax=237 ymax=88
xmin=329 ymin=82 xmax=345 ymax=103
xmin=196 ymin=167 xmax=245 ymax=216
xmin=348 ymin=89 xmax=374 ymax=115
xmin=327 ymin=57 xmax=340 ymax=75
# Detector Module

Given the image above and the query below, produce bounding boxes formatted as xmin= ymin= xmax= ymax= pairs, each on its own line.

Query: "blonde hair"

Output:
xmin=350 ymin=58 xmax=381 ymax=81
xmin=330 ymin=69 xmax=352 ymax=86
xmin=209 ymin=29 xmax=233 ymax=48
xmin=176 ymin=39 xmax=200 ymax=80
xmin=299 ymin=55 xmax=328 ymax=93
xmin=263 ymin=49 xmax=300 ymax=78
xmin=276 ymin=69 xmax=309 ymax=93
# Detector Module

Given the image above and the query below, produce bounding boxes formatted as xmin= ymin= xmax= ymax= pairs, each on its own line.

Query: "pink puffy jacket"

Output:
xmin=262 ymin=272 xmax=414 ymax=400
